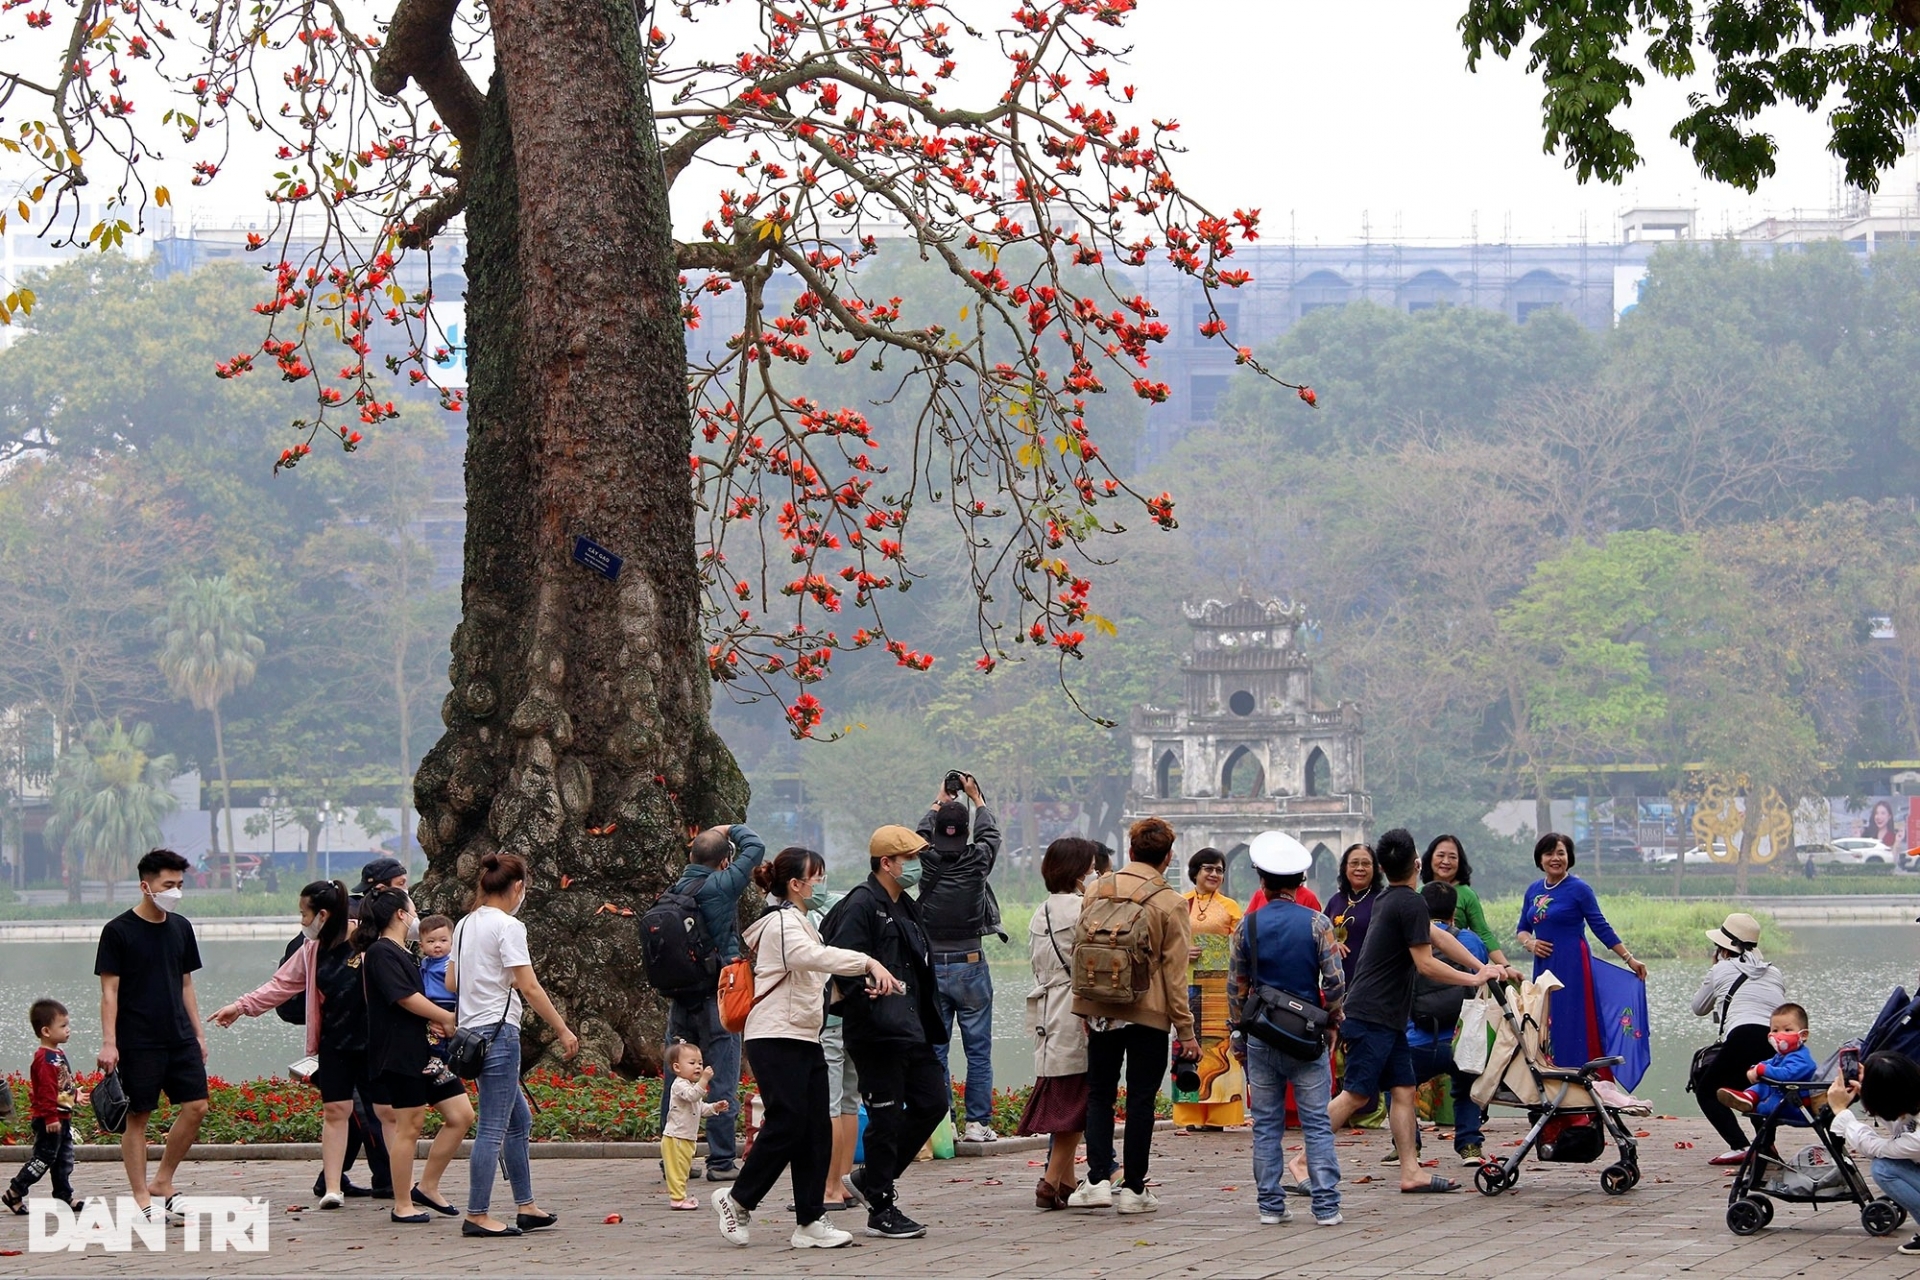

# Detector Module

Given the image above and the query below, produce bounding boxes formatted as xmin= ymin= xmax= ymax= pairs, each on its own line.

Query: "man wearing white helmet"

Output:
xmin=1228 ymin=831 xmax=1346 ymax=1227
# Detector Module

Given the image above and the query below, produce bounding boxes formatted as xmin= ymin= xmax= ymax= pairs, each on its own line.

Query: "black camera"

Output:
xmin=943 ymin=770 xmax=967 ymax=797
xmin=1171 ymin=1043 xmax=1201 ymax=1095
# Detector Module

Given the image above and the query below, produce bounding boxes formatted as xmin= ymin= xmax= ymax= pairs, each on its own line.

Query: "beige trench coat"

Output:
xmin=1026 ymin=893 xmax=1088 ymax=1078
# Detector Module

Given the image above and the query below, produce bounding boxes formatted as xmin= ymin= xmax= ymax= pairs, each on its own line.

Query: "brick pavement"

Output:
xmin=3 ymin=1110 xmax=1918 ymax=1279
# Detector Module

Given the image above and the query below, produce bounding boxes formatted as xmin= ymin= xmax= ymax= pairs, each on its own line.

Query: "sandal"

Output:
xmin=1400 ymin=1176 xmax=1460 ymax=1194
xmin=2 ymin=1187 xmax=24 ymax=1216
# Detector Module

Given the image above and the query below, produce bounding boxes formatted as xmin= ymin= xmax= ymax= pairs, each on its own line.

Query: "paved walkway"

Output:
xmin=3 ymin=1110 xmax=1917 ymax=1278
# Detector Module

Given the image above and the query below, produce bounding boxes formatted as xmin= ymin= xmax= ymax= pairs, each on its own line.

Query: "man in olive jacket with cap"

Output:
xmin=820 ymin=825 xmax=948 ymax=1240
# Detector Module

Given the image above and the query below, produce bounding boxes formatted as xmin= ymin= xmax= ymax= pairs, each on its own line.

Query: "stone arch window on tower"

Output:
xmin=1305 ymin=747 xmax=1331 ymax=797
xmin=1223 ymin=746 xmax=1265 ymax=799
xmin=1156 ymin=749 xmax=1184 ymax=799
xmin=1228 ymin=689 xmax=1256 ymax=716
xmin=1223 ymin=843 xmax=1251 ymax=898
xmin=1309 ymin=842 xmax=1334 ymax=883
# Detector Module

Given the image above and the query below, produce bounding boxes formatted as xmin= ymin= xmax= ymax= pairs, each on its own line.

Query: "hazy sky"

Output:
xmin=18 ymin=0 xmax=1905 ymax=250
xmin=1122 ymin=0 xmax=1900 ymax=245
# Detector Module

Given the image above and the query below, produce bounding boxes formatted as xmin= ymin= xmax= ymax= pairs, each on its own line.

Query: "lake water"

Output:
xmin=2 ymin=925 xmax=1914 ymax=1106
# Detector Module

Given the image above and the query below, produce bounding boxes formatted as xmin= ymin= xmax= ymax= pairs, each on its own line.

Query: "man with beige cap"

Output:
xmin=1689 ymin=911 xmax=1790 ymax=1164
xmin=819 ymin=825 xmax=948 ymax=1240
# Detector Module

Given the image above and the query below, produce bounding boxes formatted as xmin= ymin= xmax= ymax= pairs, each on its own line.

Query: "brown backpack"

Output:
xmin=1070 ymin=874 xmax=1170 ymax=1004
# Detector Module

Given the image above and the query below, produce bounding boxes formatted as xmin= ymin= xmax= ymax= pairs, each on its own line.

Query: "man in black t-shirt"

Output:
xmin=1324 ymin=829 xmax=1512 ymax=1195
xmin=94 ymin=849 xmax=209 ymax=1223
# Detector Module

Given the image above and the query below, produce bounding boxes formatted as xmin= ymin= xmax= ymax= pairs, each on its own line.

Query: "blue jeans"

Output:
xmin=931 ymin=956 xmax=994 ymax=1125
xmin=1408 ymin=1035 xmax=1484 ymax=1152
xmin=1872 ymin=1157 xmax=1920 ymax=1219
xmin=1246 ymin=1040 xmax=1340 ymax=1220
xmin=660 ymin=995 xmax=740 ymax=1168
xmin=467 ymin=1026 xmax=533 ymax=1215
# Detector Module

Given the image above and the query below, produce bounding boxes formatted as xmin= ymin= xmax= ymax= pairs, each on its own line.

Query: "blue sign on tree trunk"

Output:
xmin=571 ymin=535 xmax=623 ymax=582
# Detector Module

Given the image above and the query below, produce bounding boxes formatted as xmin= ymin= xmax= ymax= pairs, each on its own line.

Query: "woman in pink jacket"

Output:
xmin=211 ymin=880 xmax=395 ymax=1209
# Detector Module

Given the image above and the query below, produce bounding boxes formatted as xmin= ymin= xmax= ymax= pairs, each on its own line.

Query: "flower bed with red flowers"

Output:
xmin=2 ymin=1069 xmax=1169 ymax=1146
xmin=2 ymin=1067 xmax=669 ymax=1145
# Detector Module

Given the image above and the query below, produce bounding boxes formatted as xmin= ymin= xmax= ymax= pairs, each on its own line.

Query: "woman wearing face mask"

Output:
xmin=712 ymin=848 xmax=901 ymax=1250
xmin=212 ymin=880 xmax=369 ymax=1207
xmin=351 ymin=887 xmax=472 ymax=1223
xmin=1017 ymin=837 xmax=1105 ymax=1209
xmin=446 ymin=852 xmax=580 ymax=1238
xmin=1688 ymin=913 xmax=1788 ymax=1165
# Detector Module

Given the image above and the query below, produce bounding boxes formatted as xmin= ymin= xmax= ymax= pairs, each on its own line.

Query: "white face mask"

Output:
xmin=149 ymin=886 xmax=183 ymax=914
xmin=405 ymin=913 xmax=421 ymax=942
xmin=301 ymin=914 xmax=325 ymax=941
xmin=510 ymin=886 xmax=526 ymax=917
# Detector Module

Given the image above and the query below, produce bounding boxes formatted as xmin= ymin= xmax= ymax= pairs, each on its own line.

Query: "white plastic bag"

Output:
xmin=1453 ymin=993 xmax=1495 ymax=1074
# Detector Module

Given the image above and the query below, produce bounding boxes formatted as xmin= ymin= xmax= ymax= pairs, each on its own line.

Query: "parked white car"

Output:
xmin=1829 ymin=837 xmax=1897 ymax=865
xmin=1645 ymin=840 xmax=1727 ymax=864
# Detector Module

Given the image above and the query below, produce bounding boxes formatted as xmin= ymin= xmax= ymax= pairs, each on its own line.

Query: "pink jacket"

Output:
xmin=234 ymin=938 xmax=322 ymax=1056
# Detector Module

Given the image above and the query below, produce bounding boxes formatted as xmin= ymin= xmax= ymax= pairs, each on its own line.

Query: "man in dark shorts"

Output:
xmin=1325 ymin=829 xmax=1511 ymax=1195
xmin=95 ymin=848 xmax=209 ymax=1224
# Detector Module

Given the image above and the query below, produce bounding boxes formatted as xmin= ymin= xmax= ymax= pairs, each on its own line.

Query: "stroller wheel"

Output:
xmin=1726 ymin=1198 xmax=1766 ymax=1236
xmin=1600 ymin=1164 xmax=1634 ymax=1197
xmin=1750 ymin=1193 xmax=1773 ymax=1227
xmin=1863 ymin=1198 xmax=1903 ymax=1238
xmin=1474 ymin=1163 xmax=1509 ymax=1197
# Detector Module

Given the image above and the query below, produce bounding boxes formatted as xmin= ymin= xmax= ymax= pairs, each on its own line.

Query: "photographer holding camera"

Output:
xmin=915 ymin=770 xmax=1005 ymax=1144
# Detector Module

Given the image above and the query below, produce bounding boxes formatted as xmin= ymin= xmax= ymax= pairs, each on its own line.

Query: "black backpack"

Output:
xmin=274 ymin=932 xmax=307 ymax=1025
xmin=639 ymin=887 xmax=719 ymax=997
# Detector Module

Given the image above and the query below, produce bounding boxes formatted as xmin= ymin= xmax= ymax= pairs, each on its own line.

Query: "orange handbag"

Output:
xmin=718 ymin=947 xmax=789 ymax=1034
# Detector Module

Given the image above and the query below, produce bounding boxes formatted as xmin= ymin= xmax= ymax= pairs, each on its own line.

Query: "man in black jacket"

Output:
xmin=821 ymin=825 xmax=948 ymax=1240
xmin=914 ymin=774 xmax=1003 ymax=1144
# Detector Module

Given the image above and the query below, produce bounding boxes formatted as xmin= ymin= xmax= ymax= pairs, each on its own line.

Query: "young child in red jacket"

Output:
xmin=3 ymin=998 xmax=89 ymax=1214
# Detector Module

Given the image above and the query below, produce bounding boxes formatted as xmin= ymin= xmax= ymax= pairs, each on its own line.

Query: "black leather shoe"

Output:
xmin=516 ymin=1210 xmax=558 ymax=1231
xmin=370 ymin=1184 xmax=394 ymax=1201
xmin=463 ymin=1219 xmax=523 ymax=1238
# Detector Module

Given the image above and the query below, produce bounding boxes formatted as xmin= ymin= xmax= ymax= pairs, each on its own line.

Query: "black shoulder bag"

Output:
xmin=1685 ymin=969 xmax=1750 ymax=1095
xmin=446 ymin=916 xmax=518 ymax=1080
xmin=1233 ymin=905 xmax=1331 ymax=1060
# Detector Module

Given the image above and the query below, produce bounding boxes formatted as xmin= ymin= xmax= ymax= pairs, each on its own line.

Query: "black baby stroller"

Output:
xmin=1722 ymin=1078 xmax=1905 ymax=1237
xmin=1729 ymin=985 xmax=1920 ymax=1237
xmin=1469 ymin=978 xmax=1643 ymax=1196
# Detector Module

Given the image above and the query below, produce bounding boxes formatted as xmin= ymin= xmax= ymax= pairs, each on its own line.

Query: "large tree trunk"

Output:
xmin=412 ymin=0 xmax=748 ymax=1076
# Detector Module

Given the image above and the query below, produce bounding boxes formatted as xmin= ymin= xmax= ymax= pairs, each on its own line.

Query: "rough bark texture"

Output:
xmin=412 ymin=0 xmax=749 ymax=1075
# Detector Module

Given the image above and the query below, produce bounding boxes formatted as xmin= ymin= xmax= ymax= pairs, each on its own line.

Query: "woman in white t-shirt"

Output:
xmin=447 ymin=853 xmax=580 ymax=1238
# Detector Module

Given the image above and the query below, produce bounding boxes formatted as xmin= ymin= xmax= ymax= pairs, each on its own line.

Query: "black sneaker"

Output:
xmin=1898 ymin=1234 xmax=1920 ymax=1256
xmin=704 ymin=1165 xmax=739 ymax=1183
xmin=865 ymin=1206 xmax=927 ymax=1239
xmin=841 ymin=1168 xmax=870 ymax=1208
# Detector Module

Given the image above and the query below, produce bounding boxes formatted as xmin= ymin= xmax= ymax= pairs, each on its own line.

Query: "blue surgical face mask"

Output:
xmin=892 ymin=858 xmax=923 ymax=889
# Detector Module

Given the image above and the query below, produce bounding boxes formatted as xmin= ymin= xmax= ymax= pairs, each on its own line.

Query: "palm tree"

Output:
xmin=155 ymin=576 xmax=264 ymax=893
xmin=44 ymin=719 xmax=179 ymax=906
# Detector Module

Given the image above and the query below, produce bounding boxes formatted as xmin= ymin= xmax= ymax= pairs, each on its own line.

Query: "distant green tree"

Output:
xmin=1460 ymin=2 xmax=1920 ymax=192
xmin=44 ymin=720 xmax=179 ymax=906
xmin=156 ymin=576 xmax=265 ymax=893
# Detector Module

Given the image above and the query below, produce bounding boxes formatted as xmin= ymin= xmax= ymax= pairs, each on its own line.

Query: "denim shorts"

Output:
xmin=1339 ymin=1018 xmax=1415 ymax=1105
